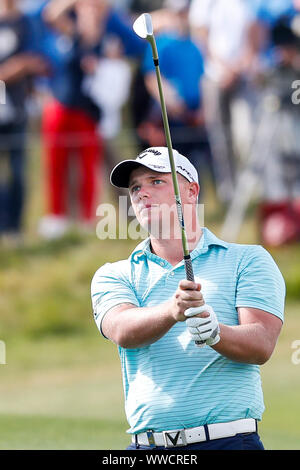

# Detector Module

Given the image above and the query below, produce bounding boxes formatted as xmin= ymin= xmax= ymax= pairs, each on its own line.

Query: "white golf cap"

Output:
xmin=110 ymin=147 xmax=199 ymax=188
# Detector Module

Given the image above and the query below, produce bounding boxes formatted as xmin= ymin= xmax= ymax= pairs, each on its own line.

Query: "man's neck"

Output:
xmin=150 ymin=227 xmax=203 ymax=266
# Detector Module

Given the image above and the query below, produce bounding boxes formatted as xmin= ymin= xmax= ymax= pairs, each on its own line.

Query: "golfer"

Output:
xmin=91 ymin=146 xmax=285 ymax=450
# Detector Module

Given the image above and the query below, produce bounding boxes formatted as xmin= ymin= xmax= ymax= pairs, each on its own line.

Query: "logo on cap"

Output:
xmin=137 ymin=148 xmax=162 ymax=160
xmin=177 ymin=165 xmax=195 ymax=182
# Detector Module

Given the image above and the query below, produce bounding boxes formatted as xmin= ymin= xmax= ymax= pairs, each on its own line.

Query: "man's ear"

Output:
xmin=189 ymin=182 xmax=200 ymax=202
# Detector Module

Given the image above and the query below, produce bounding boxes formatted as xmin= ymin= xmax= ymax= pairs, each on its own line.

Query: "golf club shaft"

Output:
xmin=148 ymin=36 xmax=194 ymax=283
xmin=148 ymin=33 xmax=207 ymax=347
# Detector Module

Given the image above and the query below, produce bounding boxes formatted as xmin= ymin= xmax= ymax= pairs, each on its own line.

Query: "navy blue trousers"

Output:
xmin=0 ymin=122 xmax=26 ymax=233
xmin=127 ymin=432 xmax=264 ymax=450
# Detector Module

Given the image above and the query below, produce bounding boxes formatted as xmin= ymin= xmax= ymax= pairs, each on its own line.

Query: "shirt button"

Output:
xmin=160 ymin=261 xmax=165 ymax=266
xmin=171 ymin=272 xmax=175 ymax=276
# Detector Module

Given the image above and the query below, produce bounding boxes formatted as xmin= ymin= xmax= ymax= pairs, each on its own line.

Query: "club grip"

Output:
xmin=184 ymin=255 xmax=194 ymax=282
xmin=184 ymin=256 xmax=207 ymax=348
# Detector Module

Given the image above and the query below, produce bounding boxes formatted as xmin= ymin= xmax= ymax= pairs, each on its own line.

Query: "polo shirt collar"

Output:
xmin=129 ymin=238 xmax=151 ymax=262
xmin=129 ymin=228 xmax=228 ymax=263
xmin=194 ymin=227 xmax=229 ymax=257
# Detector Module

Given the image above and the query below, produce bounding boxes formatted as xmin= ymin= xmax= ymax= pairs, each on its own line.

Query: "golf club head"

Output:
xmin=133 ymin=13 xmax=153 ymax=39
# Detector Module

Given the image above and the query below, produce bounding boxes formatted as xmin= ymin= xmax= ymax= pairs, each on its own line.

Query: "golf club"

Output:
xmin=133 ymin=12 xmax=194 ymax=281
xmin=133 ymin=13 xmax=213 ymax=347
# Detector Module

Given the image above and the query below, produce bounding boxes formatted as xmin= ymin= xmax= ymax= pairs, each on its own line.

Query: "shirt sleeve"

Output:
xmin=21 ymin=15 xmax=39 ymax=53
xmin=91 ymin=262 xmax=139 ymax=338
xmin=235 ymin=245 xmax=285 ymax=322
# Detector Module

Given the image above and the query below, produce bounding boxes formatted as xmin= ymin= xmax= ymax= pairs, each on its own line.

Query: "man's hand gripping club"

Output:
xmin=170 ymin=280 xmax=220 ymax=347
xmin=185 ymin=304 xmax=220 ymax=347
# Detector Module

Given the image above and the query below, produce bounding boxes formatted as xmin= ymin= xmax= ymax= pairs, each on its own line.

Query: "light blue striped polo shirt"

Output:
xmin=91 ymin=228 xmax=285 ymax=434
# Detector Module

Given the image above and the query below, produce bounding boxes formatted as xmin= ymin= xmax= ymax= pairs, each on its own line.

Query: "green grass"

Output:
xmin=0 ymin=335 xmax=129 ymax=449
xmin=259 ymin=301 xmax=300 ymax=449
xmin=0 ymin=133 xmax=300 ymax=449
xmin=0 ymin=415 xmax=129 ymax=450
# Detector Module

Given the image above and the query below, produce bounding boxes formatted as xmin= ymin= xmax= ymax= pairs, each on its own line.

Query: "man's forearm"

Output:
xmin=211 ymin=323 xmax=276 ymax=365
xmin=0 ymin=56 xmax=29 ymax=83
xmin=101 ymin=280 xmax=206 ymax=349
xmin=102 ymin=302 xmax=177 ymax=349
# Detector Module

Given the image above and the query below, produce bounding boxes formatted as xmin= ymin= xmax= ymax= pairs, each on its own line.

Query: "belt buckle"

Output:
xmin=163 ymin=429 xmax=187 ymax=448
xmin=146 ymin=431 xmax=156 ymax=448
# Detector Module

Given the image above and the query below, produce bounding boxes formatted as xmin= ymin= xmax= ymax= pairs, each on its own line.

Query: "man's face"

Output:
xmin=129 ymin=166 xmax=198 ymax=238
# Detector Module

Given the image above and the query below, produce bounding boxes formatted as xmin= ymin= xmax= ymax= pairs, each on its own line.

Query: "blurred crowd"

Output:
xmin=0 ymin=0 xmax=299 ymax=247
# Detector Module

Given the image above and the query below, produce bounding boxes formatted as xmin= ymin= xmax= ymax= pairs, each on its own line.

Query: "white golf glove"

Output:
xmin=184 ymin=304 xmax=220 ymax=346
